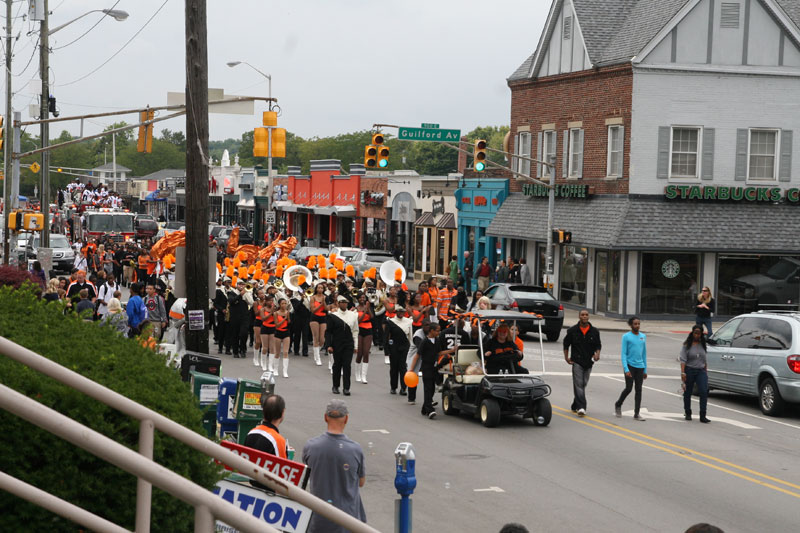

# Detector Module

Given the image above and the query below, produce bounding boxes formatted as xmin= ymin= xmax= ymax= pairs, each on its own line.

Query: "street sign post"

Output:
xmin=398 ymin=126 xmax=461 ymax=142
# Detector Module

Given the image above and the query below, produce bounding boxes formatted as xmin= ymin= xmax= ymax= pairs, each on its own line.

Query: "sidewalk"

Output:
xmin=562 ymin=308 xmax=694 ymax=334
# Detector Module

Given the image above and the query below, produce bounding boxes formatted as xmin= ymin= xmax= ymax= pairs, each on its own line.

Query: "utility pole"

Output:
xmin=39 ymin=0 xmax=50 ymax=248
xmin=112 ymin=132 xmax=116 ymax=192
xmin=545 ymin=155 xmax=556 ymax=291
xmin=3 ymin=0 xmax=12 ymax=264
xmin=185 ymin=0 xmax=209 ymax=354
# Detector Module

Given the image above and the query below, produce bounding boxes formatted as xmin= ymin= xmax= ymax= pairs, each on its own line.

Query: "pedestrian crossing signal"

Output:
xmin=552 ymin=229 xmax=572 ymax=244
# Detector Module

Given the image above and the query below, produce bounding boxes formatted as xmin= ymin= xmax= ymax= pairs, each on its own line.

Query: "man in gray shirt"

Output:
xmin=302 ymin=399 xmax=366 ymax=532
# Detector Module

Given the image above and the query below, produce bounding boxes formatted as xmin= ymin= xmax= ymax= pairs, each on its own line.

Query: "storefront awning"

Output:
xmin=435 ymin=212 xmax=456 ymax=229
xmin=275 ymin=202 xmax=298 ymax=212
xmin=488 ymin=194 xmax=800 ymax=253
xmin=415 ymin=211 xmax=435 ymax=226
xmin=315 ymin=206 xmax=356 ymax=217
xmin=236 ymin=198 xmax=255 ymax=209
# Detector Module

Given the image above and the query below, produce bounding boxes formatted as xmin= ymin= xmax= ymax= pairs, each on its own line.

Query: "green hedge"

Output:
xmin=0 ymin=286 xmax=224 ymax=532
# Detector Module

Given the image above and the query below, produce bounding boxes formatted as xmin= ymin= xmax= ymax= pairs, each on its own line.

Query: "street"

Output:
xmin=210 ymin=325 xmax=800 ymax=533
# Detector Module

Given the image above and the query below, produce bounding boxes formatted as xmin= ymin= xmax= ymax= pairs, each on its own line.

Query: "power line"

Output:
xmin=57 ymin=0 xmax=170 ymax=88
xmin=51 ymin=0 xmax=123 ymax=51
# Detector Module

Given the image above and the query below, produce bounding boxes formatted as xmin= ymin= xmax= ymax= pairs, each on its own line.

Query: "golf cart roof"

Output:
xmin=467 ymin=310 xmax=544 ymax=323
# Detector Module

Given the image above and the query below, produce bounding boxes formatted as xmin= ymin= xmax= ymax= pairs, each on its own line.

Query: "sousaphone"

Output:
xmin=283 ymin=264 xmax=313 ymax=292
xmin=379 ymin=260 xmax=406 ymax=288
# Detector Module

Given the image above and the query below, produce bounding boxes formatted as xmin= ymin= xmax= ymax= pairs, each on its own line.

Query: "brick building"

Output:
xmin=488 ymin=0 xmax=800 ymax=318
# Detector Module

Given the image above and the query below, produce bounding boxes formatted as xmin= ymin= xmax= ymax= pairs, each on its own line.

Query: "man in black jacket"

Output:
xmin=563 ymin=309 xmax=602 ymax=416
xmin=225 ymin=281 xmax=250 ymax=357
xmin=290 ymin=290 xmax=311 ymax=357
xmin=325 ymin=296 xmax=359 ymax=396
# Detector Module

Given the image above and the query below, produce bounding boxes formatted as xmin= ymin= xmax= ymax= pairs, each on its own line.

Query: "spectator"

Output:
xmin=496 ymin=260 xmax=509 ymax=283
xmin=97 ymin=274 xmax=119 ymax=319
xmin=29 ymin=261 xmax=47 ymax=290
xmin=448 ymin=254 xmax=459 ymax=284
xmin=244 ymin=394 xmax=288 ymax=456
xmin=101 ymin=298 xmax=129 ymax=336
xmin=43 ymin=279 xmax=60 ymax=303
xmin=144 ymin=283 xmax=168 ymax=340
xmin=462 ymin=251 xmax=473 ymax=296
xmin=519 ymin=258 xmax=532 ymax=285
xmin=75 ymin=289 xmax=95 ymax=318
xmin=302 ymin=400 xmax=367 ymax=533
xmin=476 ymin=257 xmax=491 ymax=291
xmin=126 ymin=282 xmax=147 ymax=337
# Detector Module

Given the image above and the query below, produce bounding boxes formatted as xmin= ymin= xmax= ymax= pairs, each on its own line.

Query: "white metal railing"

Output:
xmin=0 ymin=336 xmax=380 ymax=533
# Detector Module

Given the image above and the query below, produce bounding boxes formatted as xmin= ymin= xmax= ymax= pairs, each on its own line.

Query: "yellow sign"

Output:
xmin=29 ymin=162 xmax=40 ymax=173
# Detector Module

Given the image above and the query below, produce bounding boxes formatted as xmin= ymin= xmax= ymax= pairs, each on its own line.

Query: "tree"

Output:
xmin=117 ymin=138 xmax=185 ymax=177
xmin=0 ymin=286 xmax=222 ymax=531
xmin=465 ymin=125 xmax=511 ymax=167
xmin=403 ymin=141 xmax=459 ymax=175
xmin=160 ymin=129 xmax=186 ymax=152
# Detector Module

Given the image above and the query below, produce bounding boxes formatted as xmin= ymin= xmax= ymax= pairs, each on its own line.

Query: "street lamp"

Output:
xmin=226 ymin=61 xmax=272 ymax=110
xmin=38 ymin=5 xmax=129 ymax=249
xmin=49 ymin=9 xmax=129 ymax=35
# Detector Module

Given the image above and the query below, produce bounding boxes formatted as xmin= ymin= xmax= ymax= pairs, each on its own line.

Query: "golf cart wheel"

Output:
xmin=443 ymin=392 xmax=460 ymax=416
xmin=532 ymin=398 xmax=552 ymax=426
xmin=545 ymin=330 xmax=560 ymax=342
xmin=479 ymin=398 xmax=501 ymax=427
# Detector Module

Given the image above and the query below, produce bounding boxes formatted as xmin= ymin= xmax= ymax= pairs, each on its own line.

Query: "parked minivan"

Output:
xmin=707 ymin=311 xmax=800 ymax=416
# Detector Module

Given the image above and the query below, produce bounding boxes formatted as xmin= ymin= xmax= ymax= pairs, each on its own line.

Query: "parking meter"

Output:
xmin=394 ymin=442 xmax=416 ymax=533
xmin=260 ymin=371 xmax=276 ymax=397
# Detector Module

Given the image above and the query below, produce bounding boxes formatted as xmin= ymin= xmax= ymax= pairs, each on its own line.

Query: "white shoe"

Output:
xmin=313 ymin=347 xmax=322 ymax=366
xmin=361 ymin=362 xmax=368 ymax=384
xmin=253 ymin=348 xmax=260 ymax=366
xmin=577 ymin=408 xmax=586 ymax=417
xmin=385 ymin=355 xmax=390 ymax=365
xmin=260 ymin=350 xmax=267 ymax=371
xmin=354 ymin=363 xmax=362 ymax=383
xmin=282 ymin=358 xmax=289 ymax=378
xmin=268 ymin=354 xmax=275 ymax=373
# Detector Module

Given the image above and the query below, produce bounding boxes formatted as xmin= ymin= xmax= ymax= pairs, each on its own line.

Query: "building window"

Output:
xmin=560 ymin=245 xmax=588 ymax=305
xmin=563 ymin=15 xmax=572 ymax=40
xmin=517 ymin=132 xmax=531 ymax=177
xmin=748 ymin=129 xmax=779 ymax=180
xmin=543 ymin=130 xmax=556 ymax=169
xmin=607 ymin=126 xmax=623 ymax=177
xmin=568 ymin=129 xmax=584 ymax=178
xmin=717 ymin=255 xmax=800 ymax=316
xmin=721 ymin=3 xmax=740 ymax=28
xmin=639 ymin=253 xmax=699 ymax=315
xmin=670 ymin=127 xmax=701 ymax=179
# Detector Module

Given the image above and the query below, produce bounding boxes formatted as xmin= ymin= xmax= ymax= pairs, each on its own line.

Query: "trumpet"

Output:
xmin=351 ymin=288 xmax=360 ymax=297
xmin=305 ymin=287 xmax=314 ymax=297
xmin=273 ymin=279 xmax=284 ymax=289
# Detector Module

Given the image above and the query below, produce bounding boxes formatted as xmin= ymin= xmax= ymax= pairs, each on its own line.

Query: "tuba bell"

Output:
xmin=379 ymin=260 xmax=406 ymax=288
xmin=283 ymin=264 xmax=314 ymax=293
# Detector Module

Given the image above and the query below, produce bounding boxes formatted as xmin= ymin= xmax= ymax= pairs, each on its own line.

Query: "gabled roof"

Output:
xmin=92 ymin=162 xmax=132 ymax=172
xmin=510 ymin=0 xmax=800 ymax=81
xmin=138 ymin=169 xmax=186 ymax=181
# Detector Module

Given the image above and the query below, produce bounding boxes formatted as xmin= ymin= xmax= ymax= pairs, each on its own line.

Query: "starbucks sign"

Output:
xmin=661 ymin=259 xmax=680 ymax=279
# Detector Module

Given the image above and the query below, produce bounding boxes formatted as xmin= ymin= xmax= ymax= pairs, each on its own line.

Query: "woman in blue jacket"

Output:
xmin=614 ymin=317 xmax=647 ymax=421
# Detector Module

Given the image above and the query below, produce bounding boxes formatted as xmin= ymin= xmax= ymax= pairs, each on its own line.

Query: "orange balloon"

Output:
xmin=404 ymin=371 xmax=419 ymax=388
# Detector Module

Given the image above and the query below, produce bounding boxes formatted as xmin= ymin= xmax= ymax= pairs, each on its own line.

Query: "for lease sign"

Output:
xmin=218 ymin=440 xmax=309 ymax=488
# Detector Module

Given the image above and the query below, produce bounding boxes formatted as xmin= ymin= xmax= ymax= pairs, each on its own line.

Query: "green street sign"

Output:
xmin=398 ymin=126 xmax=461 ymax=142
xmin=421 ymin=123 xmax=439 ymax=129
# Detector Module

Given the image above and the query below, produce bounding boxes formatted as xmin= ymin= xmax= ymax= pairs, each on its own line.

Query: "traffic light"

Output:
xmin=263 ymin=111 xmax=278 ymax=127
xmin=253 ymin=127 xmax=269 ymax=157
xmin=271 ymin=127 xmax=286 ymax=158
xmin=474 ymin=139 xmax=487 ymax=172
xmin=377 ymin=144 xmax=390 ymax=168
xmin=364 ymin=145 xmax=377 ymax=168
xmin=136 ymin=110 xmax=155 ymax=153
xmin=371 ymin=133 xmax=384 ymax=146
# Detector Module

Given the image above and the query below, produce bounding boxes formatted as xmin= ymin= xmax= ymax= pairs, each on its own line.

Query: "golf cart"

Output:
xmin=440 ymin=310 xmax=552 ymax=428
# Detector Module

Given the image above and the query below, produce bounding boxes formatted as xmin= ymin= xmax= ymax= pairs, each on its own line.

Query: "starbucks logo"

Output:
xmin=661 ymin=259 xmax=680 ymax=279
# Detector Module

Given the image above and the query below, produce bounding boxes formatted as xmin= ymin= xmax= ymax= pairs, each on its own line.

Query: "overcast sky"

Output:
xmin=7 ymin=0 xmax=547 ymax=142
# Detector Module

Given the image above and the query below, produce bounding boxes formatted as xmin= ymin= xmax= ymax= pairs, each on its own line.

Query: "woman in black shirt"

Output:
xmin=483 ymin=324 xmax=525 ymax=375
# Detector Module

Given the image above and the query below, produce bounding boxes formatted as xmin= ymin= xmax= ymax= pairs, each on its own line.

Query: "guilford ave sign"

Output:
xmin=398 ymin=124 xmax=461 ymax=142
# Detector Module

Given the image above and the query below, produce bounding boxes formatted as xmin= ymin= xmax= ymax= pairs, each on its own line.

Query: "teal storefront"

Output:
xmin=454 ymin=178 xmax=508 ymax=290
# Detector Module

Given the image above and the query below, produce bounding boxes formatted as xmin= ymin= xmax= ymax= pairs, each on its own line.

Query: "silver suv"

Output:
xmin=707 ymin=311 xmax=800 ymax=416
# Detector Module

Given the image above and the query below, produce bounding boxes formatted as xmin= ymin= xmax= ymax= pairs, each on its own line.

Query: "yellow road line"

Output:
xmin=553 ymin=406 xmax=800 ymax=499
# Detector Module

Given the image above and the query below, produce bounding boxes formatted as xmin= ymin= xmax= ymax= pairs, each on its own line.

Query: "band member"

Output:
xmin=355 ymin=293 xmax=374 ymax=384
xmin=274 ymin=298 xmax=292 ymax=378
xmin=308 ymin=282 xmax=328 ymax=367
xmin=326 ymin=296 xmax=359 ymax=396
xmin=259 ymin=296 xmax=276 ymax=372
xmin=252 ymin=289 xmax=264 ymax=367
xmin=290 ymin=290 xmax=311 ymax=357
xmin=386 ymin=305 xmax=413 ymax=395
xmin=382 ymin=286 xmax=399 ymax=365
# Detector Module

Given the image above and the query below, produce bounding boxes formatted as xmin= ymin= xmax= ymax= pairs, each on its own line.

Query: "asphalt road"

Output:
xmin=208 ymin=327 xmax=800 ymax=533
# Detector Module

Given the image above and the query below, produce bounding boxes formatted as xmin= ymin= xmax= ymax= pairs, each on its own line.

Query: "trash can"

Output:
xmin=190 ymin=371 xmax=222 ymax=439
xmin=217 ymin=378 xmax=238 ymax=439
xmin=234 ymin=378 xmax=263 ymax=443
